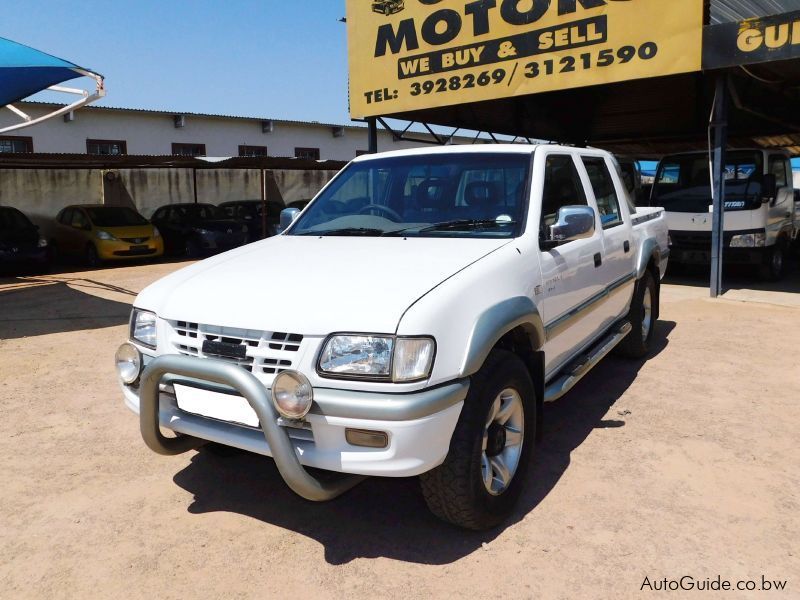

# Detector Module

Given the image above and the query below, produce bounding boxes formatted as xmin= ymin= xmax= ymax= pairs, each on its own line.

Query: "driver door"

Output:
xmin=536 ymin=151 xmax=607 ymax=379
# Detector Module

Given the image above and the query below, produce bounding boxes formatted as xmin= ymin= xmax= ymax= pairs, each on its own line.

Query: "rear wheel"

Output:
xmin=420 ymin=349 xmax=535 ymax=530
xmin=616 ymin=270 xmax=656 ymax=359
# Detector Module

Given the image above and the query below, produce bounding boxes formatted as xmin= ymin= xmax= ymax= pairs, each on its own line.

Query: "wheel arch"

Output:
xmin=460 ymin=297 xmax=545 ymax=439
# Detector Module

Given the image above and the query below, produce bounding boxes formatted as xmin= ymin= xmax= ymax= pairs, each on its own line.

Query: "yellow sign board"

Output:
xmin=347 ymin=0 xmax=703 ymax=118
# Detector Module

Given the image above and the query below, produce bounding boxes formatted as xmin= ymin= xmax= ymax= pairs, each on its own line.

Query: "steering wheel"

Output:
xmin=357 ymin=204 xmax=403 ymax=222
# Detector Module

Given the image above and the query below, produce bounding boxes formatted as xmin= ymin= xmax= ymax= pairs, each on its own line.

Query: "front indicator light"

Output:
xmin=115 ymin=343 xmax=142 ymax=384
xmin=346 ymin=428 xmax=389 ymax=449
xmin=393 ymin=338 xmax=435 ymax=382
xmin=271 ymin=370 xmax=313 ymax=420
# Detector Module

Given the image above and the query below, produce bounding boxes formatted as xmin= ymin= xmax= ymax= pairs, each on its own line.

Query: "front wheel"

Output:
xmin=616 ymin=270 xmax=657 ymax=358
xmin=420 ymin=349 xmax=535 ymax=530
xmin=85 ymin=243 xmax=101 ymax=268
xmin=759 ymin=242 xmax=786 ymax=282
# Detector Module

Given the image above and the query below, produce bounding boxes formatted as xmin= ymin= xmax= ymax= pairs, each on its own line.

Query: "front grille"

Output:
xmin=121 ymin=237 xmax=150 ymax=244
xmin=169 ymin=320 xmax=304 ymax=376
xmin=670 ymin=231 xmax=711 ymax=250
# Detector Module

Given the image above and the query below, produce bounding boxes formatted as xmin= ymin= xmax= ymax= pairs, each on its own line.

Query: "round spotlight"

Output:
xmin=271 ymin=370 xmax=313 ymax=420
xmin=115 ymin=343 xmax=142 ymax=384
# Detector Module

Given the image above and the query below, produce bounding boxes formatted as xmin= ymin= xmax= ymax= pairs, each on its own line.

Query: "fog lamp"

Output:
xmin=346 ymin=428 xmax=389 ymax=449
xmin=271 ymin=370 xmax=313 ymax=419
xmin=115 ymin=343 xmax=142 ymax=384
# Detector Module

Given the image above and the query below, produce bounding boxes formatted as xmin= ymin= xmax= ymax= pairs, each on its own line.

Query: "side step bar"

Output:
xmin=544 ymin=321 xmax=632 ymax=403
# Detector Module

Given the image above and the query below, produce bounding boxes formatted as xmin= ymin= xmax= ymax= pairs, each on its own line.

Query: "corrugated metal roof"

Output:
xmin=18 ymin=100 xmax=368 ymax=132
xmin=710 ymin=0 xmax=800 ymax=23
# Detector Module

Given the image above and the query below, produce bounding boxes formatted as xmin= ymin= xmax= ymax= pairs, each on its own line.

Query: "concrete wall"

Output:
xmin=0 ymin=103 xmax=468 ymax=161
xmin=0 ymin=169 xmax=103 ymax=219
xmin=0 ymin=167 xmax=337 ymax=220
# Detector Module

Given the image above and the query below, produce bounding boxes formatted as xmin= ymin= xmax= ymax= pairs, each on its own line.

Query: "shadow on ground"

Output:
xmin=663 ymin=255 xmax=800 ymax=294
xmin=172 ymin=320 xmax=676 ymax=566
xmin=0 ymin=275 xmax=133 ymax=339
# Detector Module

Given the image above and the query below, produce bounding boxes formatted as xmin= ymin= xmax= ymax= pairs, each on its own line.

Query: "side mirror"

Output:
xmin=762 ymin=174 xmax=777 ymax=200
xmin=548 ymin=205 xmax=595 ymax=246
xmin=279 ymin=207 xmax=301 ymax=233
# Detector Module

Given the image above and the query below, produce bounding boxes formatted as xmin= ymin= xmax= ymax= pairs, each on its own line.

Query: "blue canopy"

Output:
xmin=0 ymin=37 xmax=93 ymax=106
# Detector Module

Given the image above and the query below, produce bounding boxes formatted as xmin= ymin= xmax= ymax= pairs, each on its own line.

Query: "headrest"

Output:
xmin=416 ymin=178 xmax=446 ymax=209
xmin=464 ymin=181 xmax=501 ymax=207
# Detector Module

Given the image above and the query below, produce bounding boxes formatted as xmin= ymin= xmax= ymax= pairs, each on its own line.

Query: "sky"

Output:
xmin=3 ymin=1 xmax=352 ymax=124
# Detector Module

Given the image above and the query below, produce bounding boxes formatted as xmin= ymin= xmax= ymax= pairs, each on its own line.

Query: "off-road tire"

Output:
xmin=420 ymin=349 xmax=536 ymax=530
xmin=616 ymin=270 xmax=656 ymax=359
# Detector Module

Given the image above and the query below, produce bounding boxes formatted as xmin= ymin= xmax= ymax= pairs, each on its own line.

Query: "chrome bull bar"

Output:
xmin=138 ymin=354 xmax=365 ymax=501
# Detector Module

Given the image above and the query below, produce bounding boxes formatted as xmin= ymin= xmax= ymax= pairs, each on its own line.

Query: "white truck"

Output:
xmin=651 ymin=149 xmax=798 ymax=280
xmin=116 ymin=145 xmax=668 ymax=530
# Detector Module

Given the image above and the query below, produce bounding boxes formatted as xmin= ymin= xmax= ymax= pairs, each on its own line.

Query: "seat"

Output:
xmin=463 ymin=181 xmax=502 ymax=219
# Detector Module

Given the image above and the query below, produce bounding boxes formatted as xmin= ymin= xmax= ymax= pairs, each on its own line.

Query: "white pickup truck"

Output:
xmin=651 ymin=148 xmax=798 ymax=280
xmin=116 ymin=145 xmax=668 ymax=530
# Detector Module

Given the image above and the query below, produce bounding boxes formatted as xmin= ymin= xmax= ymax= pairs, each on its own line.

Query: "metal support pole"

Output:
xmin=367 ymin=117 xmax=378 ymax=154
xmin=710 ymin=74 xmax=728 ymax=298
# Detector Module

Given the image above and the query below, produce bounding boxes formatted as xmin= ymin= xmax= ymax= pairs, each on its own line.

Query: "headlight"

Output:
xmin=152 ymin=226 xmax=161 ymax=239
xmin=96 ymin=230 xmax=117 ymax=241
xmin=130 ymin=308 xmax=157 ymax=348
xmin=271 ymin=370 xmax=313 ymax=419
xmin=319 ymin=335 xmax=393 ymax=378
xmin=393 ymin=338 xmax=435 ymax=382
xmin=37 ymin=237 xmax=48 ymax=248
xmin=729 ymin=232 xmax=766 ymax=248
xmin=318 ymin=334 xmax=435 ymax=382
xmin=115 ymin=343 xmax=142 ymax=384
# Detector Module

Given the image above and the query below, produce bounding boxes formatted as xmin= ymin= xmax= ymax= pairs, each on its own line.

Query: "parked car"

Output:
xmin=117 ymin=145 xmax=668 ymax=530
xmin=150 ymin=203 xmax=249 ymax=257
xmin=218 ymin=200 xmax=284 ymax=241
xmin=0 ymin=206 xmax=49 ymax=273
xmin=50 ymin=205 xmax=163 ymax=267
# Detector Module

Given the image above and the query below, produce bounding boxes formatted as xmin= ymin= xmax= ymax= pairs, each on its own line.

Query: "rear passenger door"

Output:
xmin=537 ymin=151 xmax=607 ymax=378
xmin=579 ymin=154 xmax=636 ymax=325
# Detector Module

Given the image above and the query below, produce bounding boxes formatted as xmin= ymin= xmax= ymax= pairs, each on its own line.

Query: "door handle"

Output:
xmin=594 ymin=253 xmax=602 ymax=268
xmin=623 ymin=240 xmax=631 ymax=253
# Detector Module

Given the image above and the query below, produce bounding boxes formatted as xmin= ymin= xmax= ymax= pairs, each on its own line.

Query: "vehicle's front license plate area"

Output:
xmin=174 ymin=384 xmax=259 ymax=427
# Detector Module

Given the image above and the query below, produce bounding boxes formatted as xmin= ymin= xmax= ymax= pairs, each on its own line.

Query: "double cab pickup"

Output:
xmin=117 ymin=145 xmax=668 ymax=529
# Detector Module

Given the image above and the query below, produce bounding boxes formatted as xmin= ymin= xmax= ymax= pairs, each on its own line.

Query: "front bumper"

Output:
xmin=97 ymin=238 xmax=164 ymax=260
xmin=123 ymin=354 xmax=466 ymax=487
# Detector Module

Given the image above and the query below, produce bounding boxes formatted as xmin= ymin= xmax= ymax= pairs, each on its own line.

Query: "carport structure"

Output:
xmin=346 ymin=0 xmax=800 ymax=296
xmin=0 ymin=36 xmax=104 ymax=134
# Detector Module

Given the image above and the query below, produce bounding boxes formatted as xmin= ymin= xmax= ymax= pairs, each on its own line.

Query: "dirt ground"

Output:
xmin=1 ymin=260 xmax=798 ymax=599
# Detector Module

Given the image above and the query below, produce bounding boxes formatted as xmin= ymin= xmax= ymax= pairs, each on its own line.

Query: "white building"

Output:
xmin=0 ymin=102 xmax=471 ymax=160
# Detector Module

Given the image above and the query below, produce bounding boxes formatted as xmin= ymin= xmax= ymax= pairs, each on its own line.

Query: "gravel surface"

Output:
xmin=1 ymin=260 xmax=798 ymax=599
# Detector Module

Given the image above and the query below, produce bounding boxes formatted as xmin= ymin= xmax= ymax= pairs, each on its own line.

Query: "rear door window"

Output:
xmin=582 ymin=157 xmax=624 ymax=229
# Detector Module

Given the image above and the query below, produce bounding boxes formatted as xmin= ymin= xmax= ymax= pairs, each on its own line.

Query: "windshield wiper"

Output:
xmin=297 ymin=227 xmax=386 ymax=237
xmin=417 ymin=219 xmax=517 ymax=233
xmin=382 ymin=219 xmax=517 ymax=236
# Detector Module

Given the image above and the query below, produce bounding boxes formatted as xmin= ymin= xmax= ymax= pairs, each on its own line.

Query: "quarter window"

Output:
xmin=582 ymin=157 xmax=623 ymax=229
xmin=540 ymin=154 xmax=589 ymax=237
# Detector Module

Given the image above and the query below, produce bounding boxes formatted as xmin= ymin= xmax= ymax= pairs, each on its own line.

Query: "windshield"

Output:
xmin=653 ymin=151 xmax=763 ymax=212
xmin=287 ymin=153 xmax=530 ymax=238
xmin=0 ymin=207 xmax=33 ymax=231
xmin=86 ymin=207 xmax=148 ymax=227
xmin=176 ymin=204 xmax=223 ymax=221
